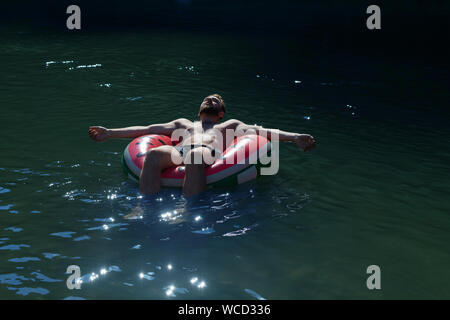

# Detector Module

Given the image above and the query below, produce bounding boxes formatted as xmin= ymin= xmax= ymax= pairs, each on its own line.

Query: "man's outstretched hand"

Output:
xmin=89 ymin=126 xmax=110 ymax=142
xmin=294 ymin=134 xmax=316 ymax=151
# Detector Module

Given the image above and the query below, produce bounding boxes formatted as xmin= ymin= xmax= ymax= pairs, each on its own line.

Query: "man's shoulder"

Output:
xmin=173 ymin=118 xmax=193 ymax=128
xmin=217 ymin=119 xmax=244 ymax=129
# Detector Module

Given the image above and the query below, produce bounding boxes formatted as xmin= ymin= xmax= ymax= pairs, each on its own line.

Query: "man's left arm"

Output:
xmin=230 ymin=120 xmax=316 ymax=151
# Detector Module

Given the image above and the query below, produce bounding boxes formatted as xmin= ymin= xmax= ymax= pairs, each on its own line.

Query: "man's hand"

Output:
xmin=89 ymin=126 xmax=111 ymax=142
xmin=294 ymin=134 xmax=316 ymax=151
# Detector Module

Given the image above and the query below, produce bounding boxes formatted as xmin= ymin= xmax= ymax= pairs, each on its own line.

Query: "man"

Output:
xmin=89 ymin=94 xmax=316 ymax=196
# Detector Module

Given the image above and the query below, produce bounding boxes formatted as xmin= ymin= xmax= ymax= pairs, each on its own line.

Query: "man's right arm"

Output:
xmin=88 ymin=118 xmax=190 ymax=142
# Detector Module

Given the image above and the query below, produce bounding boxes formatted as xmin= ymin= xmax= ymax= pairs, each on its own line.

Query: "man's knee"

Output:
xmin=145 ymin=147 xmax=170 ymax=168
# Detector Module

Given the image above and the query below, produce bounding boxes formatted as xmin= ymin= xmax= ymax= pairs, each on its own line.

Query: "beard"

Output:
xmin=199 ymin=103 xmax=221 ymax=116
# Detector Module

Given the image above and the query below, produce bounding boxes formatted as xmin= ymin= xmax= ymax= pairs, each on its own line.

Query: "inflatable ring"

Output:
xmin=122 ymin=134 xmax=271 ymax=187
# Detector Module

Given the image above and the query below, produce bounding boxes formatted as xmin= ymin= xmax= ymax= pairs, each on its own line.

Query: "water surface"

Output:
xmin=1 ymin=27 xmax=449 ymax=299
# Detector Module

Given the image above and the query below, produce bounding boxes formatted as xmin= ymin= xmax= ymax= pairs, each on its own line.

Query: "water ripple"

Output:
xmin=8 ymin=287 xmax=49 ymax=296
xmin=0 ymin=244 xmax=30 ymax=251
xmin=244 ymin=288 xmax=266 ymax=300
xmin=0 ymin=273 xmax=30 ymax=285
xmin=50 ymin=232 xmax=76 ymax=239
xmin=9 ymin=257 xmax=41 ymax=263
xmin=0 ymin=187 xmax=11 ymax=194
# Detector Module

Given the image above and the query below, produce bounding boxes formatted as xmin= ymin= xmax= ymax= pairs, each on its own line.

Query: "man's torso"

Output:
xmin=175 ymin=119 xmax=241 ymax=152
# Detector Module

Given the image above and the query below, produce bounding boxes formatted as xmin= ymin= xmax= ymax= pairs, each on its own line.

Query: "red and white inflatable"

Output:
xmin=122 ymin=134 xmax=271 ymax=187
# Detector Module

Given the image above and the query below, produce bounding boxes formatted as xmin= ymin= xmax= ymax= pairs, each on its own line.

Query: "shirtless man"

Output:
xmin=89 ymin=94 xmax=316 ymax=197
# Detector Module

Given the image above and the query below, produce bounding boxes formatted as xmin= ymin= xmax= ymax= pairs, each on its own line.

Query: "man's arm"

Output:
xmin=88 ymin=118 xmax=191 ymax=142
xmin=223 ymin=119 xmax=316 ymax=151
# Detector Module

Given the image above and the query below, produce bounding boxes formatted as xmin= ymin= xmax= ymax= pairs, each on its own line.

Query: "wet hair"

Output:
xmin=212 ymin=94 xmax=226 ymax=113
xmin=199 ymin=94 xmax=226 ymax=117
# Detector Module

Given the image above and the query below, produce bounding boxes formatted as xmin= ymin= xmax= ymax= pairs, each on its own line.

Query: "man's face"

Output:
xmin=200 ymin=95 xmax=222 ymax=110
xmin=198 ymin=95 xmax=225 ymax=121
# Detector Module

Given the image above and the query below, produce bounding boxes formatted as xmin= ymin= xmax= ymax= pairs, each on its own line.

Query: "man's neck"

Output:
xmin=200 ymin=119 xmax=217 ymax=129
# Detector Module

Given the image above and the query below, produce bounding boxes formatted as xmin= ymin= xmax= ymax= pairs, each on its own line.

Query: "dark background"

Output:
xmin=2 ymin=0 xmax=449 ymax=114
xmin=2 ymin=0 xmax=449 ymax=60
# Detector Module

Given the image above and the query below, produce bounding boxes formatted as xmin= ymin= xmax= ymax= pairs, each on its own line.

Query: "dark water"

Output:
xmin=1 ymin=26 xmax=449 ymax=299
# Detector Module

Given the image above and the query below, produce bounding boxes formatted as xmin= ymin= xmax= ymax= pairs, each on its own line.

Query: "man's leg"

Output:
xmin=183 ymin=147 xmax=211 ymax=197
xmin=139 ymin=146 xmax=182 ymax=195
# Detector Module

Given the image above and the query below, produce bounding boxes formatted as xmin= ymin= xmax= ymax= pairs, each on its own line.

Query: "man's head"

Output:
xmin=198 ymin=94 xmax=226 ymax=123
